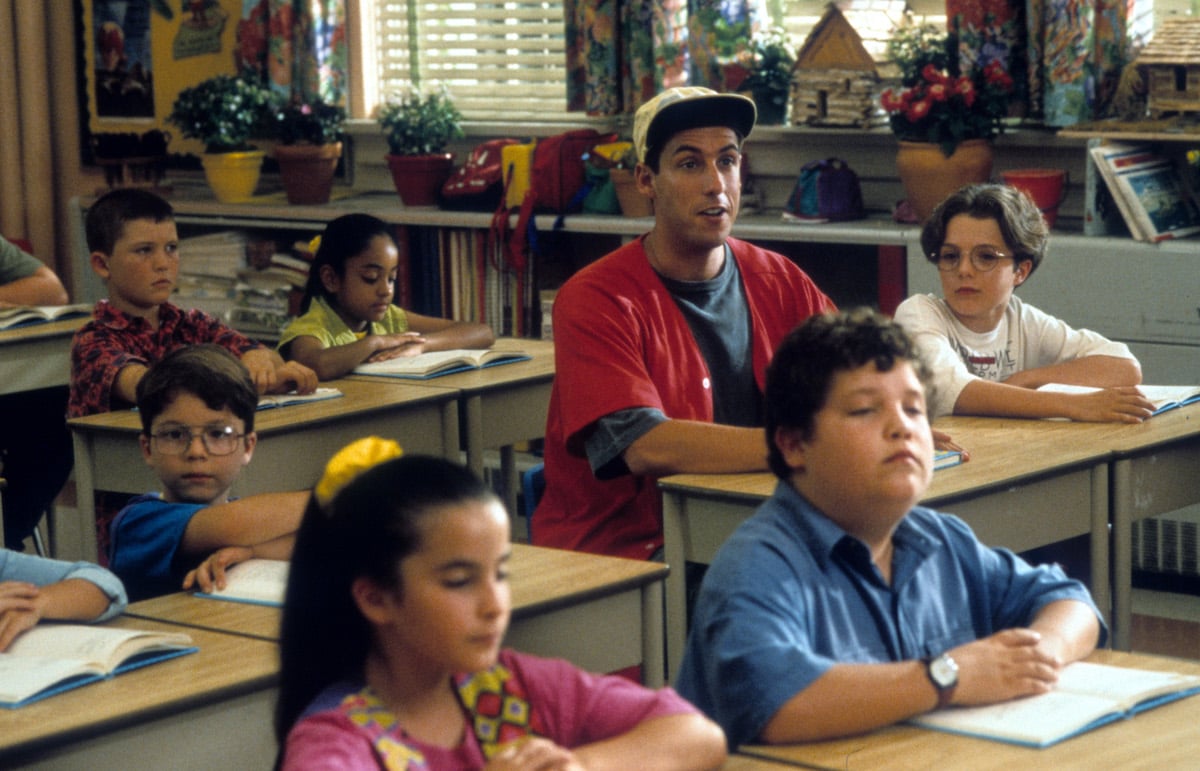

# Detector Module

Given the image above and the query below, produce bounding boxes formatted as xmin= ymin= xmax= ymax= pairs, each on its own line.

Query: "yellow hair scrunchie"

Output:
xmin=315 ymin=436 xmax=403 ymax=509
xmin=308 ymin=234 xmax=322 ymax=255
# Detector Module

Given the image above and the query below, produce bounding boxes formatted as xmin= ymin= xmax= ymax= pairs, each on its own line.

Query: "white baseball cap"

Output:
xmin=632 ymin=87 xmax=757 ymax=164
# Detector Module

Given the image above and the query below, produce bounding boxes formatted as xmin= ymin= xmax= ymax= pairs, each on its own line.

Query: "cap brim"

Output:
xmin=645 ymin=94 xmax=757 ymax=161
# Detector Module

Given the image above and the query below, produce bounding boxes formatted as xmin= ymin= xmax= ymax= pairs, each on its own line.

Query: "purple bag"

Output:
xmin=784 ymin=158 xmax=865 ymax=222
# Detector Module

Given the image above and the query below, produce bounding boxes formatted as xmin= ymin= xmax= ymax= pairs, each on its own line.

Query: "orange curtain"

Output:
xmin=0 ymin=2 xmax=56 ymax=268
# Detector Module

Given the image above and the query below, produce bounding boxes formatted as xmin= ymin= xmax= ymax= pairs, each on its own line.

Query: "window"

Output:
xmin=361 ymin=0 xmax=569 ymax=120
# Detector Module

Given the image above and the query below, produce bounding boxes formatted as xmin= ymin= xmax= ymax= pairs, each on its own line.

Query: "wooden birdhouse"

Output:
xmin=1135 ymin=18 xmax=1200 ymax=119
xmin=790 ymin=4 xmax=884 ymax=128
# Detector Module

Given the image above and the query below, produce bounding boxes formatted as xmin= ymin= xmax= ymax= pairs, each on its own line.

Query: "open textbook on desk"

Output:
xmin=194 ymin=558 xmax=288 ymax=607
xmin=0 ymin=303 xmax=91 ymax=330
xmin=354 ymin=348 xmax=530 ymax=379
xmin=1037 ymin=383 xmax=1200 ymax=417
xmin=910 ymin=660 xmax=1200 ymax=748
xmin=256 ymin=386 xmax=343 ymax=410
xmin=0 ymin=624 xmax=196 ymax=708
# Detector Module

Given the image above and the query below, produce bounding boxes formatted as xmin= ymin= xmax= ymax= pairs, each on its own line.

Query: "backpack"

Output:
xmin=440 ymin=138 xmax=521 ymax=211
xmin=783 ymin=158 xmax=866 ymax=222
xmin=525 ymin=128 xmax=617 ymax=214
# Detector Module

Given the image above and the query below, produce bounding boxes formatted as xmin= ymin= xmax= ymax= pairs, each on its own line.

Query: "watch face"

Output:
xmin=931 ymin=655 xmax=959 ymax=687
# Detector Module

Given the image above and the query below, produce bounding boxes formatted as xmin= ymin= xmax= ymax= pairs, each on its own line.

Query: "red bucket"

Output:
xmin=1001 ymin=168 xmax=1068 ymax=228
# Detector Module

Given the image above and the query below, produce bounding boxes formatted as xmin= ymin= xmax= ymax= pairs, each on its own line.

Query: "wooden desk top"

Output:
xmin=739 ymin=650 xmax=1200 ymax=770
xmin=126 ymin=543 xmax=668 ymax=641
xmin=659 ymin=414 xmax=1122 ymax=505
xmin=1 ymin=617 xmax=278 ymax=759
xmin=67 ymin=376 xmax=460 ymax=435
xmin=351 ymin=337 xmax=555 ymax=394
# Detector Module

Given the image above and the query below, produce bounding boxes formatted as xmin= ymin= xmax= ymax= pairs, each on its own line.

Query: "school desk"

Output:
xmin=61 ymin=377 xmax=461 ymax=562
xmin=0 ymin=617 xmax=278 ymax=770
xmin=352 ymin=337 xmax=555 ymax=518
xmin=1106 ymin=403 xmax=1200 ymax=650
xmin=659 ymin=415 xmax=1117 ymax=674
xmin=0 ymin=316 xmax=85 ymax=396
xmin=126 ymin=542 xmax=670 ymax=687
xmin=737 ymin=650 xmax=1200 ymax=770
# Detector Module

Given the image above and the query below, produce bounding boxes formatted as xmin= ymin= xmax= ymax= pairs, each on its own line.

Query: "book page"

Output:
xmin=912 ymin=688 xmax=1118 ymax=746
xmin=355 ymin=349 xmax=482 ymax=377
xmin=5 ymin=624 xmax=191 ymax=673
xmin=0 ymin=655 xmax=102 ymax=706
xmin=1037 ymin=383 xmax=1200 ymax=414
xmin=197 ymin=558 xmax=289 ymax=606
xmin=257 ymin=386 xmax=343 ymax=409
xmin=1056 ymin=661 xmax=1200 ymax=709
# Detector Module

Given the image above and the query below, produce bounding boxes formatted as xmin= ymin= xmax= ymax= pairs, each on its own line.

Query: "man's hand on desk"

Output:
xmin=933 ymin=429 xmax=970 ymax=462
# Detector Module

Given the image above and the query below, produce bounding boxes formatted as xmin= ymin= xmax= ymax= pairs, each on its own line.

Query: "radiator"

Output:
xmin=1133 ymin=505 xmax=1200 ymax=578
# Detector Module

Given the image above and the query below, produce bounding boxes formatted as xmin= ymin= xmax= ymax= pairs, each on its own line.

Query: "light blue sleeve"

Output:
xmin=0 ymin=549 xmax=129 ymax=621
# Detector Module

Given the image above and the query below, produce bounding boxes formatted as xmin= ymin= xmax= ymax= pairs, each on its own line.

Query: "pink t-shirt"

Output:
xmin=280 ymin=649 xmax=698 ymax=769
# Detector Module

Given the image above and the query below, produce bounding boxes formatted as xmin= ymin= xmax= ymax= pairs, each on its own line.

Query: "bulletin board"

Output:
xmin=79 ymin=0 xmax=248 ymax=161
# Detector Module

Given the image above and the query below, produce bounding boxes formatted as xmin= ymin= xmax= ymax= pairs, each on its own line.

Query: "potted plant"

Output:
xmin=879 ymin=24 xmax=1015 ymax=220
xmin=167 ymin=74 xmax=273 ymax=202
xmin=739 ymin=28 xmax=796 ymax=125
xmin=375 ymin=84 xmax=464 ymax=206
xmin=272 ymin=98 xmax=346 ymax=205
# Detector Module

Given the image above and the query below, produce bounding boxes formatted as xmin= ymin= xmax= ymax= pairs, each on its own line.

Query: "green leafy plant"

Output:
xmin=375 ymin=85 xmax=464 ymax=156
xmin=880 ymin=25 xmax=1014 ymax=157
xmin=739 ymin=28 xmax=796 ymax=121
xmin=273 ymin=99 xmax=346 ymax=146
xmin=167 ymin=74 xmax=272 ymax=154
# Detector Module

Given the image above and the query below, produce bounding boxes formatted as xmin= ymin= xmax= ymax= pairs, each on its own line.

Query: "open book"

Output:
xmin=1089 ymin=143 xmax=1200 ymax=243
xmin=353 ymin=349 xmax=530 ymax=379
xmin=257 ymin=386 xmax=343 ymax=410
xmin=194 ymin=558 xmax=288 ymax=607
xmin=0 ymin=624 xmax=196 ymax=708
xmin=0 ymin=303 xmax=91 ymax=330
xmin=1037 ymin=383 xmax=1200 ymax=417
xmin=910 ymin=661 xmax=1200 ymax=748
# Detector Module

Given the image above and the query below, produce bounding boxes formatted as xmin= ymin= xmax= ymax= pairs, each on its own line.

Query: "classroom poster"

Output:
xmin=92 ymin=0 xmax=155 ymax=117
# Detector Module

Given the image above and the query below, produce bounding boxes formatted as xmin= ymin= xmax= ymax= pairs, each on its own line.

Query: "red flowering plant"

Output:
xmin=880 ymin=25 xmax=1014 ymax=158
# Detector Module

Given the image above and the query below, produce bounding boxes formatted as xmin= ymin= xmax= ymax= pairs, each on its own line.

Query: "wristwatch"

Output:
xmin=924 ymin=653 xmax=959 ymax=708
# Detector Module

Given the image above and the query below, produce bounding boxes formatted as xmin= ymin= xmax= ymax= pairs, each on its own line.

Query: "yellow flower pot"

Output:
xmin=200 ymin=150 xmax=266 ymax=203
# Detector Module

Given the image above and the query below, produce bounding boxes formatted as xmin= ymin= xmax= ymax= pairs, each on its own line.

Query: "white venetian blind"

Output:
xmin=370 ymin=0 xmax=569 ymax=119
xmin=361 ymin=1 xmax=950 ymax=120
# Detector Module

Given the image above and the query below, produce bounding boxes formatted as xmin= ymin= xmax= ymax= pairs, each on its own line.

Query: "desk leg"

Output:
xmin=59 ymin=430 xmax=100 ymax=563
xmin=463 ymin=394 xmax=484 ymax=475
xmin=500 ymin=445 xmax=519 ymax=528
xmin=1112 ymin=458 xmax=1133 ymax=651
xmin=662 ymin=489 xmax=688 ymax=680
xmin=1089 ymin=463 xmax=1111 ymax=636
xmin=642 ymin=579 xmax=666 ymax=688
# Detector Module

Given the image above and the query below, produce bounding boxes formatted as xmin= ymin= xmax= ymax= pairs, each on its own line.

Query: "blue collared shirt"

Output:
xmin=674 ymin=480 xmax=1105 ymax=748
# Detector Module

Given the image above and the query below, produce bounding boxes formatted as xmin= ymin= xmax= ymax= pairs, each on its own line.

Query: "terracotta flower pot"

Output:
xmin=385 ymin=153 xmax=455 ymax=207
xmin=200 ymin=150 xmax=265 ymax=203
xmin=275 ymin=142 xmax=343 ymax=205
xmin=895 ymin=139 xmax=994 ymax=223
xmin=610 ymin=168 xmax=653 ymax=218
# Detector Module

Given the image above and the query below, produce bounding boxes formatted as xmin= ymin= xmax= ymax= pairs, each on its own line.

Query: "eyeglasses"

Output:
xmin=933 ymin=246 xmax=1012 ymax=273
xmin=150 ymin=424 xmax=244 ymax=456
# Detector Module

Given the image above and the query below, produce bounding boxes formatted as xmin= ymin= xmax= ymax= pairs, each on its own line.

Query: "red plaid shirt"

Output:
xmin=69 ymin=300 xmax=262 ymax=417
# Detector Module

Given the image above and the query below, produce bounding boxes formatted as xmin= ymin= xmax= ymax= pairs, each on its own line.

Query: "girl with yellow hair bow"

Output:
xmin=276 ymin=437 xmax=727 ymax=770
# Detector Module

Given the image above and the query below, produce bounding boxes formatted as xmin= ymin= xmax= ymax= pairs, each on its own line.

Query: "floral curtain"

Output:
xmin=1024 ymin=0 xmax=1126 ymax=126
xmin=947 ymin=0 xmax=1127 ymax=127
xmin=235 ymin=0 xmax=347 ymax=106
xmin=565 ymin=0 xmax=765 ymax=117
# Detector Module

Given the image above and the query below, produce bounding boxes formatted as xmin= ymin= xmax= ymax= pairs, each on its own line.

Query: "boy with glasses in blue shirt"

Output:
xmin=894 ymin=183 xmax=1153 ymax=422
xmin=108 ymin=345 xmax=309 ymax=600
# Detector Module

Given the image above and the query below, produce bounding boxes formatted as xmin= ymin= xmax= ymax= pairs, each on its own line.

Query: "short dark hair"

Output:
xmin=920 ymin=183 xmax=1048 ymax=278
xmin=85 ymin=188 xmax=175 ymax=255
xmin=275 ymin=454 xmax=498 ymax=742
xmin=765 ymin=308 xmax=932 ymax=479
xmin=136 ymin=344 xmax=258 ymax=435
